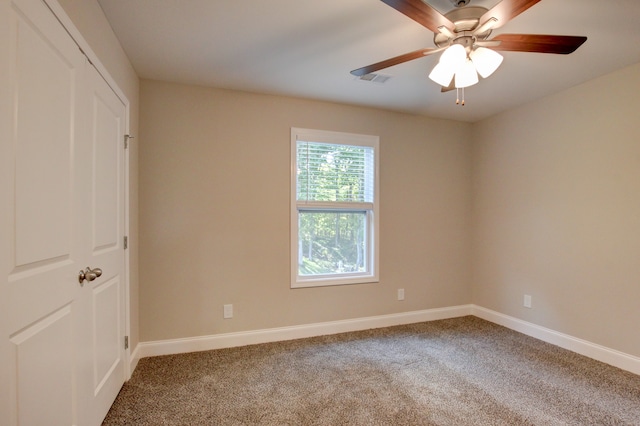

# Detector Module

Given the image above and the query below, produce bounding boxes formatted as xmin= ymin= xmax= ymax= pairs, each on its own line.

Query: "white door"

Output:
xmin=84 ymin=61 xmax=127 ymax=426
xmin=1 ymin=0 xmax=127 ymax=424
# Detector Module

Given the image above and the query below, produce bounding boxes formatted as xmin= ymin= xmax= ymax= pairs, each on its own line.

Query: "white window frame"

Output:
xmin=291 ymin=128 xmax=379 ymax=288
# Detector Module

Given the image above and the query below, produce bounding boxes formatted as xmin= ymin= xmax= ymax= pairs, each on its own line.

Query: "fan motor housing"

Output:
xmin=433 ymin=6 xmax=492 ymax=47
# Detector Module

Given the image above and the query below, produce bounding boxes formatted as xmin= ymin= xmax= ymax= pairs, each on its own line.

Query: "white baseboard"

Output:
xmin=128 ymin=344 xmax=141 ymax=379
xmin=471 ymin=305 xmax=640 ymax=376
xmin=137 ymin=305 xmax=474 ymax=359
xmin=132 ymin=304 xmax=639 ymax=378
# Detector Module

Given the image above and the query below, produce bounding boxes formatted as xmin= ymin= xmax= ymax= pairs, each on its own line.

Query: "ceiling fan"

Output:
xmin=351 ymin=0 xmax=587 ymax=105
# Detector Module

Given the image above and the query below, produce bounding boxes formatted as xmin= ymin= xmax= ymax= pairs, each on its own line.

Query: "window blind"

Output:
xmin=296 ymin=141 xmax=374 ymax=203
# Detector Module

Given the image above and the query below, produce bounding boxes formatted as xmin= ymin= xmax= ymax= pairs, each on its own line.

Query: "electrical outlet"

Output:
xmin=397 ymin=288 xmax=405 ymax=301
xmin=523 ymin=295 xmax=532 ymax=309
xmin=223 ymin=304 xmax=233 ymax=319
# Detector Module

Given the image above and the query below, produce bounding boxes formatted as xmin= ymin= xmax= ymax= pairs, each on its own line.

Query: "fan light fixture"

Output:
xmin=469 ymin=47 xmax=503 ymax=78
xmin=428 ymin=43 xmax=503 ymax=105
xmin=455 ymin=59 xmax=479 ymax=88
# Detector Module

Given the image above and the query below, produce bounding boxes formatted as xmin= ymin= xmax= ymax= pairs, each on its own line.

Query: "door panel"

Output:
xmin=10 ymin=306 xmax=74 ymax=426
xmin=92 ymin=275 xmax=123 ymax=424
xmin=92 ymin=92 xmax=121 ymax=252
xmin=93 ymin=277 xmax=120 ymax=390
xmin=14 ymin=11 xmax=74 ymax=267
xmin=7 ymin=0 xmax=87 ymax=423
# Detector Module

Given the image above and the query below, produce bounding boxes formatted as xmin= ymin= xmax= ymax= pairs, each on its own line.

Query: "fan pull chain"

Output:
xmin=455 ymin=88 xmax=465 ymax=106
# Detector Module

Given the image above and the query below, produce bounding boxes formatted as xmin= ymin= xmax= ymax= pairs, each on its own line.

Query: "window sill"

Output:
xmin=291 ymin=275 xmax=379 ymax=289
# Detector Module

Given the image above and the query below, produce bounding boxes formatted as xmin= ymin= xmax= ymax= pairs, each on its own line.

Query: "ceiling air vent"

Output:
xmin=357 ymin=73 xmax=392 ymax=84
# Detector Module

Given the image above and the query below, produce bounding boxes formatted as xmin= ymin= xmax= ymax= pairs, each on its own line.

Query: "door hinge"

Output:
xmin=124 ymin=134 xmax=134 ymax=149
xmin=124 ymin=336 xmax=129 ymax=350
xmin=124 ymin=236 xmax=128 ymax=249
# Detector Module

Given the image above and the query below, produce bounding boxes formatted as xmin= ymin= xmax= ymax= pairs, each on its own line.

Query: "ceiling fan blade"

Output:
xmin=475 ymin=40 xmax=502 ymax=48
xmin=491 ymin=34 xmax=587 ymax=54
xmin=381 ymin=0 xmax=455 ymax=33
xmin=480 ymin=0 xmax=541 ymax=29
xmin=350 ymin=47 xmax=444 ymax=77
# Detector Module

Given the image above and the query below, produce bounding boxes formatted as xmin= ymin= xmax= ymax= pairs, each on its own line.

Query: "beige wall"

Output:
xmin=139 ymin=80 xmax=473 ymax=342
xmin=471 ymin=62 xmax=640 ymax=357
xmin=56 ymin=0 xmax=140 ymax=350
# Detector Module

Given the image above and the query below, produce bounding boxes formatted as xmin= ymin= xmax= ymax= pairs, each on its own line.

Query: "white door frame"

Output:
xmin=0 ymin=5 xmax=13 ymax=425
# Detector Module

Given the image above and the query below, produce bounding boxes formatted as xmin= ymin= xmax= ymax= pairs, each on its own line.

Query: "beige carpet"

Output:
xmin=103 ymin=316 xmax=640 ymax=425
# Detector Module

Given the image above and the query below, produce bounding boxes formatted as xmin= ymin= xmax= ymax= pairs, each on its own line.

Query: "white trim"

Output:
xmin=138 ymin=305 xmax=473 ymax=358
xmin=133 ymin=304 xmax=640 ymax=378
xmin=472 ymin=305 xmax=640 ymax=376
xmin=290 ymin=128 xmax=380 ymax=288
xmin=122 ymin=103 xmax=132 ymax=380
xmin=129 ymin=343 xmax=141 ymax=375
xmin=42 ymin=0 xmax=130 ymax=106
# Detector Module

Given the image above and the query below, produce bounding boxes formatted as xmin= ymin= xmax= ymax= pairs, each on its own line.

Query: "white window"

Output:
xmin=291 ymin=128 xmax=379 ymax=288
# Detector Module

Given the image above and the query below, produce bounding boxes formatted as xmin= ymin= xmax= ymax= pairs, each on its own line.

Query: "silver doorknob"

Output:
xmin=78 ymin=267 xmax=103 ymax=285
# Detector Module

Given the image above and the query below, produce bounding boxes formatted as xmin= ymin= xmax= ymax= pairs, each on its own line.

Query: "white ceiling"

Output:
xmin=98 ymin=0 xmax=640 ymax=122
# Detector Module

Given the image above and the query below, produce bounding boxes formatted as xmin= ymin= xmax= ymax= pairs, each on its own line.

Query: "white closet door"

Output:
xmin=1 ymin=0 xmax=127 ymax=424
xmin=85 ymin=62 xmax=127 ymax=426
